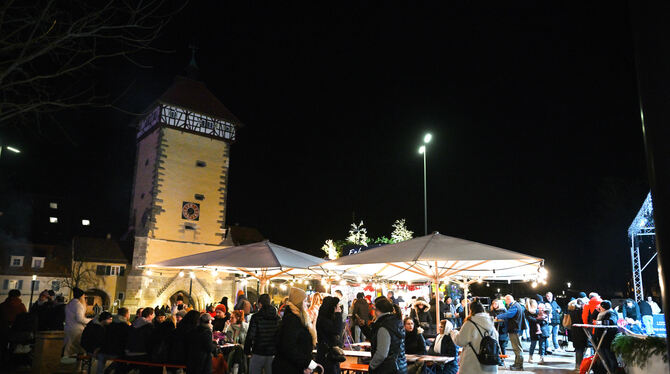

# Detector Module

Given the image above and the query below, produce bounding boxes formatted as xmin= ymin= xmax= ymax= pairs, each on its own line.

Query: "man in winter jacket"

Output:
xmin=594 ymin=301 xmax=619 ymax=374
xmin=244 ymin=293 xmax=280 ymax=374
xmin=622 ymin=299 xmax=641 ymax=321
xmin=125 ymin=307 xmax=155 ymax=358
xmin=81 ymin=312 xmax=112 ymax=354
xmin=496 ymin=295 xmax=525 ymax=370
xmin=546 ymin=292 xmax=562 ymax=352
xmin=99 ymin=308 xmax=130 ymax=374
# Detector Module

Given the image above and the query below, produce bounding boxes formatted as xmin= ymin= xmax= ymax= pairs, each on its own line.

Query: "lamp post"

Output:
xmin=29 ymin=274 xmax=36 ymax=307
xmin=418 ymin=133 xmax=432 ymax=235
xmin=0 ymin=145 xmax=20 ymax=159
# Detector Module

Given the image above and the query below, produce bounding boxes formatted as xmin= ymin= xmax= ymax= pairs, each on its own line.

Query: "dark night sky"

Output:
xmin=1 ymin=1 xmax=655 ymax=296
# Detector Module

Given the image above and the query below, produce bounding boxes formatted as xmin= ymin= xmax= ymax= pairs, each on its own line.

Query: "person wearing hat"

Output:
xmin=273 ymin=287 xmax=319 ymax=373
xmin=429 ymin=319 xmax=459 ymax=374
xmin=63 ymin=287 xmax=91 ymax=357
xmin=409 ymin=297 xmax=431 ymax=332
xmin=593 ymin=301 xmax=618 ymax=374
xmin=213 ymin=303 xmax=230 ymax=331
xmin=171 ymin=295 xmax=186 ymax=315
xmin=186 ymin=313 xmax=217 ymax=374
xmin=245 ymin=294 xmax=280 ymax=374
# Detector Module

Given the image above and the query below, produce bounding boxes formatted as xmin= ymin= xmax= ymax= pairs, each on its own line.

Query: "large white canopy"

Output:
xmin=319 ymin=232 xmax=544 ymax=282
xmin=142 ymin=240 xmax=325 ymax=290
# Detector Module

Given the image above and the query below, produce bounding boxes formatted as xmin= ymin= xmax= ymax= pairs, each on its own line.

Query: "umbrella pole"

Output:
xmin=463 ymin=282 xmax=469 ymax=317
xmin=434 ymin=277 xmax=440 ymax=329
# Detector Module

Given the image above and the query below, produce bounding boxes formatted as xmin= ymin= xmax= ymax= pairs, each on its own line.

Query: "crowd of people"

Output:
xmin=1 ymin=283 xmax=664 ymax=374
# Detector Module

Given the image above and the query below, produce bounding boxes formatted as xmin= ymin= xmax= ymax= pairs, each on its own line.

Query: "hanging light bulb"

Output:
xmin=497 ymin=288 xmax=501 ymax=293
xmin=280 ymin=284 xmax=287 ymax=291
xmin=290 ymin=282 xmax=295 ymax=287
xmin=531 ymin=281 xmax=538 ymax=288
xmin=477 ymin=278 xmax=483 ymax=284
xmin=146 ymin=269 xmax=153 ymax=276
xmin=356 ymin=276 xmax=362 ymax=284
xmin=241 ymin=279 xmax=248 ymax=286
xmin=189 ymin=271 xmax=196 ymax=279
xmin=211 ymin=269 xmax=218 ymax=276
xmin=216 ymin=278 xmax=222 ymax=284
xmin=486 ymin=283 xmax=490 ymax=287
xmin=178 ymin=271 xmax=185 ymax=277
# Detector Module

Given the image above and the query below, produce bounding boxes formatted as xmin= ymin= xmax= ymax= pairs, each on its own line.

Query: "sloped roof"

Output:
xmin=158 ymin=76 xmax=243 ymax=126
xmin=73 ymin=237 xmax=129 ymax=264
xmin=0 ymin=241 xmax=71 ymax=277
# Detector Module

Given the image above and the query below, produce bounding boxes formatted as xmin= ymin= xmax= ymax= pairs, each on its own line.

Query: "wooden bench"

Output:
xmin=76 ymin=355 xmax=186 ymax=374
xmin=340 ymin=362 xmax=369 ymax=373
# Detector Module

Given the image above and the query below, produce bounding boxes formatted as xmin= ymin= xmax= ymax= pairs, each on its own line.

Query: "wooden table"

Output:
xmin=573 ymin=323 xmax=619 ymax=374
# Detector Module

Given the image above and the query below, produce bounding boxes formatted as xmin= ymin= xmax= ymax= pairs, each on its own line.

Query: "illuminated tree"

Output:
xmin=347 ymin=221 xmax=368 ymax=247
xmin=391 ymin=219 xmax=413 ymax=243
xmin=321 ymin=239 xmax=339 ymax=260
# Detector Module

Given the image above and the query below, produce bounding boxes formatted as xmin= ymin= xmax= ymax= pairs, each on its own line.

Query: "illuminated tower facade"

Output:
xmin=124 ymin=65 xmax=242 ymax=309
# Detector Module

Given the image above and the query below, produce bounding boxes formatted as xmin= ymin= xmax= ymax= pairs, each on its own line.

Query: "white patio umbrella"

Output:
xmin=317 ymin=232 xmax=545 ymax=325
xmin=142 ymin=240 xmax=325 ymax=292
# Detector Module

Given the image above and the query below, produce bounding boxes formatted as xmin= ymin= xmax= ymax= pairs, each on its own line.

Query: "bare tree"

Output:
xmin=0 ymin=0 xmax=184 ymax=126
xmin=60 ymin=260 xmax=99 ymax=297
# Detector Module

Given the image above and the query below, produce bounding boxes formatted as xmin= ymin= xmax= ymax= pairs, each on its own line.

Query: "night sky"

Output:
xmin=1 ymin=1 xmax=655 ymax=296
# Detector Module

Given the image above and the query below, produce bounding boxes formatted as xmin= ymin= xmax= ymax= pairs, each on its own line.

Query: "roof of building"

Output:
xmin=72 ymin=236 xmax=129 ymax=264
xmin=0 ymin=241 xmax=71 ymax=277
xmin=225 ymin=226 xmax=265 ymax=246
xmin=157 ymin=76 xmax=243 ymax=126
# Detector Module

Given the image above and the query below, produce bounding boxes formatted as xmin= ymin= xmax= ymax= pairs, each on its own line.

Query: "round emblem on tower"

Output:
xmin=181 ymin=202 xmax=200 ymax=221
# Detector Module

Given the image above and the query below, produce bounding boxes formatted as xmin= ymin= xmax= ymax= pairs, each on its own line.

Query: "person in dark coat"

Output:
xmin=48 ymin=295 xmax=66 ymax=330
xmin=99 ymin=308 xmax=130 ymax=374
xmin=409 ymin=297 xmax=431 ymax=331
xmin=245 ymin=293 xmax=280 ymax=374
xmin=428 ymin=320 xmax=458 ymax=374
xmin=490 ymin=299 xmax=509 ymax=356
xmin=567 ymin=297 xmax=588 ymax=371
xmin=81 ymin=312 xmax=112 ymax=355
xmin=358 ymin=297 xmax=407 ymax=374
xmin=149 ymin=315 xmax=175 ymax=363
xmin=621 ymin=299 xmax=641 ymax=321
xmin=273 ymin=287 xmax=318 ymax=374
xmin=525 ymin=299 xmax=549 ymax=364
xmin=169 ymin=310 xmax=200 ymax=366
xmin=30 ymin=290 xmax=54 ymax=331
xmin=212 ymin=304 xmax=229 ymax=332
xmin=315 ymin=296 xmax=344 ymax=374
xmin=186 ymin=313 xmax=216 ymax=374
xmin=403 ymin=317 xmax=426 ymax=355
xmin=545 ymin=292 xmax=562 ymax=352
xmin=351 ymin=292 xmax=370 ymax=343
xmin=593 ymin=301 xmax=619 ymax=374
xmin=125 ymin=307 xmax=155 ymax=359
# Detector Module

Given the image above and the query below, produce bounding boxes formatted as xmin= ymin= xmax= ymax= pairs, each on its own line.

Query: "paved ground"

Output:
xmin=500 ymin=340 xmax=578 ymax=374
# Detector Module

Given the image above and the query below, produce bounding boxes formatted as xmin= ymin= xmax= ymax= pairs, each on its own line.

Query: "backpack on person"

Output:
xmin=468 ymin=320 xmax=502 ymax=366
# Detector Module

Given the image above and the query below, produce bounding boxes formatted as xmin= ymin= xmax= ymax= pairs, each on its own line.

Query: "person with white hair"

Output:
xmin=429 ymin=319 xmax=458 ymax=374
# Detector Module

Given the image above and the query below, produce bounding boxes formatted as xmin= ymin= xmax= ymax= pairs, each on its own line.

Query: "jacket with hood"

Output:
xmin=403 ymin=321 xmax=427 ymax=355
xmin=316 ymin=296 xmax=344 ymax=374
xmin=352 ymin=297 xmax=371 ymax=323
xmin=450 ymin=313 xmax=499 ymax=374
xmin=244 ymin=304 xmax=280 ymax=356
xmin=409 ymin=298 xmax=431 ymax=327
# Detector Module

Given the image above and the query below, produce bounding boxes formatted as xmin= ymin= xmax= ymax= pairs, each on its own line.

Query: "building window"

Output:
xmin=31 ymin=257 xmax=45 ymax=269
xmin=96 ymin=265 xmax=125 ymax=276
xmin=195 ymin=160 xmax=207 ymax=167
xmin=51 ymin=280 xmax=61 ymax=292
xmin=110 ymin=266 xmax=121 ymax=276
xmin=96 ymin=265 xmax=106 ymax=275
xmin=168 ymin=109 xmax=176 ymax=118
xmin=10 ymin=256 xmax=23 ymax=267
xmin=185 ymin=223 xmax=196 ymax=230
xmin=49 ymin=202 xmax=58 ymax=209
xmin=140 ymin=193 xmax=145 ymax=199
xmin=49 ymin=217 xmax=58 ymax=224
xmin=81 ymin=219 xmax=90 ymax=226
xmin=194 ymin=194 xmax=205 ymax=201
xmin=118 ymin=292 xmax=125 ymax=300
xmin=145 ymin=159 xmax=149 ymax=166
xmin=3 ymin=279 xmax=23 ymax=290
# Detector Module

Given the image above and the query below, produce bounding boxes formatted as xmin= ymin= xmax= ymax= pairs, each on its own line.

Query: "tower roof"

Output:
xmin=157 ymin=76 xmax=243 ymax=126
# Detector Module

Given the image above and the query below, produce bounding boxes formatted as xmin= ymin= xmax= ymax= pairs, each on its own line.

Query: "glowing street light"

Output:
xmin=418 ymin=133 xmax=432 ymax=235
xmin=0 ymin=145 xmax=21 ymax=158
xmin=567 ymin=282 xmax=572 ymax=288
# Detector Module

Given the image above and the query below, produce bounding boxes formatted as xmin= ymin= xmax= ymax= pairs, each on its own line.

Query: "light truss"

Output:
xmin=628 ymin=192 xmax=655 ymax=302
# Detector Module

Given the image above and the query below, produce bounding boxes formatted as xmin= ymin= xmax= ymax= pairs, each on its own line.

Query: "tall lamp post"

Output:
xmin=29 ymin=274 xmax=36 ymax=307
xmin=0 ymin=145 xmax=20 ymax=159
xmin=418 ymin=133 xmax=432 ymax=236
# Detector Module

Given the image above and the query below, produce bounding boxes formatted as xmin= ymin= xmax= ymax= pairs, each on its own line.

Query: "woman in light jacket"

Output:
xmin=63 ymin=287 xmax=91 ymax=357
xmin=450 ymin=301 xmax=499 ymax=374
xmin=223 ymin=310 xmax=249 ymax=345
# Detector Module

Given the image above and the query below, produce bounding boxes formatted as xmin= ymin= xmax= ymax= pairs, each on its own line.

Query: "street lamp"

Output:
xmin=418 ymin=133 xmax=432 ymax=235
xmin=567 ymin=282 xmax=572 ymax=289
xmin=29 ymin=274 xmax=37 ymax=306
xmin=0 ymin=145 xmax=20 ymax=159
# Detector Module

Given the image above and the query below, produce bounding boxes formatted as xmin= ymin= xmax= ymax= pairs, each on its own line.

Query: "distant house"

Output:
xmin=0 ymin=241 xmax=71 ymax=307
xmin=72 ymin=236 xmax=130 ymax=315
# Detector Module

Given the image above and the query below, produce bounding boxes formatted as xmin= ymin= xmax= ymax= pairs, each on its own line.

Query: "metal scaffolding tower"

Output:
xmin=628 ymin=192 xmax=655 ymax=302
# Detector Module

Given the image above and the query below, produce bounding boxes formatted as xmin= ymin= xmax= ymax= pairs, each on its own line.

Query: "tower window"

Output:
xmin=10 ymin=256 xmax=24 ymax=267
xmin=185 ymin=223 xmax=196 ymax=230
xmin=49 ymin=202 xmax=58 ymax=209
xmin=145 ymin=159 xmax=149 ymax=166
xmin=194 ymin=194 xmax=205 ymax=201
xmin=195 ymin=160 xmax=207 ymax=167
xmin=31 ymin=257 xmax=45 ymax=268
xmin=140 ymin=193 xmax=145 ymax=199
xmin=82 ymin=219 xmax=90 ymax=226
xmin=49 ymin=217 xmax=58 ymax=224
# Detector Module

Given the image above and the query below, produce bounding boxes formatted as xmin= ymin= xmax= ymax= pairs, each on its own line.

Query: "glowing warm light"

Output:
xmin=32 ymin=274 xmax=36 ymax=281
xmin=49 ymin=217 xmax=58 ymax=223
xmin=567 ymin=282 xmax=572 ymax=288
xmin=339 ymin=280 xmax=347 ymax=286
xmin=241 ymin=279 xmax=248 ymax=286
xmin=497 ymin=288 xmax=501 ymax=293
xmin=356 ymin=277 xmax=362 ymax=283
xmin=6 ymin=146 xmax=20 ymax=153
xmin=424 ymin=134 xmax=432 ymax=143
xmin=189 ymin=271 xmax=195 ymax=279
xmin=178 ymin=271 xmax=185 ymax=277
xmin=81 ymin=219 xmax=90 ymax=226
xmin=531 ymin=281 xmax=538 ymax=288
xmin=146 ymin=269 xmax=153 ymax=276
xmin=280 ymin=284 xmax=287 ymax=291
xmin=486 ymin=282 xmax=490 ymax=287
xmin=216 ymin=278 xmax=222 ymax=284
xmin=211 ymin=269 xmax=219 ymax=276
xmin=321 ymin=279 xmax=328 ymax=286
xmin=418 ymin=145 xmax=426 ymax=154
xmin=477 ymin=278 xmax=483 ymax=284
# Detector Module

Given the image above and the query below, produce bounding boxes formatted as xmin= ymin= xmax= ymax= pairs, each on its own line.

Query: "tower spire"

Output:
xmin=186 ymin=44 xmax=199 ymax=79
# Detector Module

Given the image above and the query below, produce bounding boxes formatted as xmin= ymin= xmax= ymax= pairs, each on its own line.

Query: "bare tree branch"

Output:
xmin=0 ymin=0 xmax=186 ymax=128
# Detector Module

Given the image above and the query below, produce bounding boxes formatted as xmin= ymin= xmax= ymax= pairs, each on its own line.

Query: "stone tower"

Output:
xmin=123 ymin=64 xmax=241 ymax=310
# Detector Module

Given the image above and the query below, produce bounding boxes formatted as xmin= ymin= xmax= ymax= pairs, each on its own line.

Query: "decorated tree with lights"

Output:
xmin=347 ymin=221 xmax=368 ymax=246
xmin=390 ymin=218 xmax=413 ymax=243
xmin=321 ymin=239 xmax=339 ymax=260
